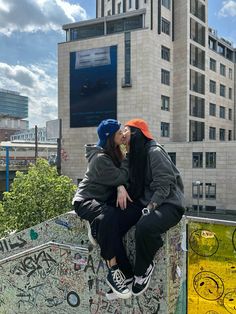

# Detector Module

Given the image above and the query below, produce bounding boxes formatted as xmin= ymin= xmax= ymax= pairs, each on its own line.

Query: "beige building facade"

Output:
xmin=58 ymin=0 xmax=236 ymax=212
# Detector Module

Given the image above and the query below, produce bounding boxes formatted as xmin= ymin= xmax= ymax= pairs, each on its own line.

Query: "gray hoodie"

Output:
xmin=72 ymin=144 xmax=129 ymax=203
xmin=140 ymin=140 xmax=185 ymax=209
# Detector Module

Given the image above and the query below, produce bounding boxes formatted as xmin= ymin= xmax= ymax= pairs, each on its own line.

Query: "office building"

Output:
xmin=58 ymin=0 xmax=236 ymax=212
xmin=0 ymin=89 xmax=29 ymax=141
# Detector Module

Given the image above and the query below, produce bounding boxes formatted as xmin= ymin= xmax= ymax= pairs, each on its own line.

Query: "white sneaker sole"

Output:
xmin=106 ymin=279 xmax=132 ymax=299
xmin=85 ymin=221 xmax=97 ymax=246
xmin=106 ymin=291 xmax=118 ymax=301
xmin=132 ymin=263 xmax=155 ymax=296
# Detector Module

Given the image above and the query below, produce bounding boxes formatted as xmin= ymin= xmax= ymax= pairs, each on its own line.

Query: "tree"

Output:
xmin=0 ymin=158 xmax=77 ymax=238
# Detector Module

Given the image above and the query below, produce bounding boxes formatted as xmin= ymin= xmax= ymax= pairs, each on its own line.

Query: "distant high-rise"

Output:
xmin=0 ymin=88 xmax=28 ymax=119
xmin=0 ymin=89 xmax=28 ymax=141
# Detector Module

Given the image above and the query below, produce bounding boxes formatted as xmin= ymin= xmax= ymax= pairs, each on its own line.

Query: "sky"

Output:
xmin=0 ymin=0 xmax=235 ymax=128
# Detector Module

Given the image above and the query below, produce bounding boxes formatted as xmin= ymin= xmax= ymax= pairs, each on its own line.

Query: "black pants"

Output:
xmin=74 ymin=199 xmax=142 ymax=277
xmin=134 ymin=203 xmax=184 ymax=276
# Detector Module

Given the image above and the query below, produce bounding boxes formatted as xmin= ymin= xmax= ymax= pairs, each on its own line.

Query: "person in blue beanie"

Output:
xmin=73 ymin=119 xmax=142 ymax=299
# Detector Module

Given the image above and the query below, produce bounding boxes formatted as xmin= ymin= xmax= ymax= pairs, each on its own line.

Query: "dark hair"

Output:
xmin=103 ymin=133 xmax=124 ymax=167
xmin=128 ymin=126 xmax=150 ymax=200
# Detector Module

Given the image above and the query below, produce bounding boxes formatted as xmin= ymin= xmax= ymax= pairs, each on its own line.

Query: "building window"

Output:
xmin=190 ymin=69 xmax=205 ymax=94
xmin=189 ymin=95 xmax=205 ymax=118
xmin=217 ymin=43 xmax=225 ymax=56
xmin=209 ymin=37 xmax=216 ymax=51
xmin=228 ymin=108 xmax=232 ymax=120
xmin=229 ymin=88 xmax=232 ymax=100
xmin=129 ymin=0 xmax=132 ymax=8
xmin=161 ymin=122 xmax=170 ymax=137
xmin=192 ymin=205 xmax=204 ymax=211
xmin=161 ymin=46 xmax=170 ymax=61
xmin=70 ymin=23 xmax=104 ymax=41
xmin=219 ymin=128 xmax=225 ymax=141
xmin=209 ymin=58 xmax=216 ymax=71
xmin=107 ymin=19 xmax=124 ymax=33
xmin=209 ymin=80 xmax=216 ymax=94
xmin=205 ymin=183 xmax=216 ymax=199
xmin=161 ymin=18 xmax=170 ymax=35
xmin=220 ymin=63 xmax=226 ymax=76
xmin=192 ymin=152 xmax=203 ymax=168
xmin=209 ymin=127 xmax=216 ymax=140
xmin=107 ymin=15 xmax=143 ymax=34
xmin=190 ymin=44 xmax=205 ymax=70
xmin=192 ymin=182 xmax=203 ymax=198
xmin=190 ymin=0 xmax=205 ymax=22
xmin=189 ymin=120 xmax=205 ymax=141
xmin=206 ymin=152 xmax=216 ymax=168
xmin=205 ymin=206 xmax=216 ymax=211
xmin=228 ymin=130 xmax=232 ymax=141
xmin=124 ymin=15 xmax=143 ymax=30
xmin=190 ymin=18 xmax=205 ymax=46
xmin=220 ymin=84 xmax=226 ymax=97
xmin=117 ymin=2 xmax=122 ymax=14
xmin=229 ymin=68 xmax=233 ymax=80
xmin=161 ymin=95 xmax=170 ymax=111
xmin=168 ymin=152 xmax=176 ymax=165
xmin=162 ymin=0 xmax=171 ymax=9
xmin=123 ymin=32 xmax=131 ymax=86
xmin=226 ymin=48 xmax=233 ymax=60
xmin=219 ymin=106 xmax=225 ymax=119
xmin=209 ymin=103 xmax=216 ymax=116
xmin=161 ymin=69 xmax=170 ymax=85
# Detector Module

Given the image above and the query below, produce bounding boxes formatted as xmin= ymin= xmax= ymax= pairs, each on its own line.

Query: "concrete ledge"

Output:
xmin=0 ymin=212 xmax=186 ymax=313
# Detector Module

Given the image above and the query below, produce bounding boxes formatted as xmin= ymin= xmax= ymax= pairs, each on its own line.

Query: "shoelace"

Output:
xmin=111 ymin=269 xmax=126 ymax=289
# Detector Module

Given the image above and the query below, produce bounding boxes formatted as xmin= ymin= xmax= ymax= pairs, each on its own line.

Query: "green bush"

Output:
xmin=0 ymin=158 xmax=77 ymax=238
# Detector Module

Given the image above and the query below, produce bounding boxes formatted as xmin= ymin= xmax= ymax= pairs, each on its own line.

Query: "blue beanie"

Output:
xmin=97 ymin=119 xmax=121 ymax=148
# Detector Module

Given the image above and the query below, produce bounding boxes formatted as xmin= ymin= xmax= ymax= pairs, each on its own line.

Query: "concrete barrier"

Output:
xmin=0 ymin=211 xmax=186 ymax=313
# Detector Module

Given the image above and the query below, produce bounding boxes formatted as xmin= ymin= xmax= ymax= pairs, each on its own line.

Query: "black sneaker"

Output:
xmin=106 ymin=276 xmax=133 ymax=300
xmin=132 ymin=262 xmax=155 ymax=296
xmin=85 ymin=220 xmax=97 ymax=246
xmin=106 ymin=265 xmax=132 ymax=299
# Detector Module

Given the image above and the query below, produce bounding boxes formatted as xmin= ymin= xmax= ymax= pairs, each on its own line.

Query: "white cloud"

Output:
xmin=219 ymin=0 xmax=236 ymax=17
xmin=0 ymin=0 xmax=87 ymax=35
xmin=0 ymin=62 xmax=58 ymax=127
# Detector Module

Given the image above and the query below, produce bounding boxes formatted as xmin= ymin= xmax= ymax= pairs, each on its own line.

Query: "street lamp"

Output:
xmin=194 ymin=180 xmax=201 ymax=217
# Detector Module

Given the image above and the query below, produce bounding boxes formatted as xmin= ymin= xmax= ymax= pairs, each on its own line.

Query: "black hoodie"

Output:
xmin=140 ymin=140 xmax=185 ymax=209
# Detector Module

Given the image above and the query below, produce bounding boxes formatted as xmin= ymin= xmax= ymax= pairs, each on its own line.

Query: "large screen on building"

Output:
xmin=70 ymin=46 xmax=117 ymax=128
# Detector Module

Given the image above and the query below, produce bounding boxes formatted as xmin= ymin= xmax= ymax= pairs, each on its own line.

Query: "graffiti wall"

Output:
xmin=0 ymin=212 xmax=186 ymax=313
xmin=188 ymin=220 xmax=236 ymax=314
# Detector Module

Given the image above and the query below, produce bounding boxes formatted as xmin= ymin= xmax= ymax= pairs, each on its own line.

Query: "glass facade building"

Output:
xmin=0 ymin=89 xmax=28 ymax=119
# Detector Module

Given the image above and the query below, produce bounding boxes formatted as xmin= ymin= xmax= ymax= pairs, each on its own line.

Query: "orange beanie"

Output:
xmin=125 ymin=119 xmax=154 ymax=140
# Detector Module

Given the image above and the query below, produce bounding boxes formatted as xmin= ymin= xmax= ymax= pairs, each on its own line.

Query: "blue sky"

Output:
xmin=0 ymin=0 xmax=235 ymax=127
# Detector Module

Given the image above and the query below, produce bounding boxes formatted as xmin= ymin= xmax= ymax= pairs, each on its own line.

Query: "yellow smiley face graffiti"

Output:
xmin=224 ymin=291 xmax=236 ymax=314
xmin=193 ymin=271 xmax=224 ymax=301
xmin=190 ymin=229 xmax=219 ymax=257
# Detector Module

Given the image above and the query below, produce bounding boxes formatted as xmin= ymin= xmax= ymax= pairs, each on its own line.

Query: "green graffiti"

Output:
xmin=30 ymin=229 xmax=38 ymax=240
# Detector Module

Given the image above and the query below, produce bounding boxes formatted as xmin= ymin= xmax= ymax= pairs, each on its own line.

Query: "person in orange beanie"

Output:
xmin=123 ymin=118 xmax=185 ymax=296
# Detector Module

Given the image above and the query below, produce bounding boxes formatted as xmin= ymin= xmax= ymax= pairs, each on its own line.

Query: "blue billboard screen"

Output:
xmin=70 ymin=46 xmax=117 ymax=128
